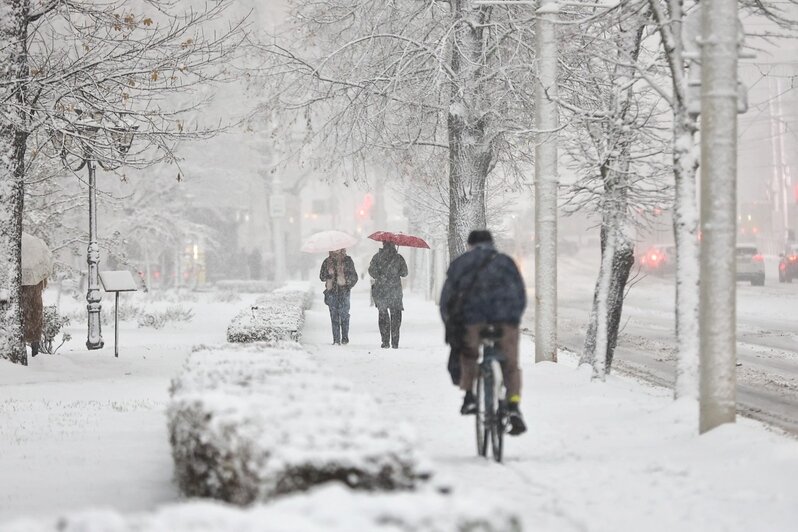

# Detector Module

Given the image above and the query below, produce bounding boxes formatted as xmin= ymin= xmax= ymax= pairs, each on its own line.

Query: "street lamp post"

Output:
xmin=52 ymin=110 xmax=136 ymax=350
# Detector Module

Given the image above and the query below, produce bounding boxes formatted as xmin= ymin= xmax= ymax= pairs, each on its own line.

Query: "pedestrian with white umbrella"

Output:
xmin=302 ymin=231 xmax=359 ymax=345
xmin=21 ymin=233 xmax=54 ymax=357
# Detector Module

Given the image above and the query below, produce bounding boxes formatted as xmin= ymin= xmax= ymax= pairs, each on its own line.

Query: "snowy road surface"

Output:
xmin=533 ymin=255 xmax=798 ymax=435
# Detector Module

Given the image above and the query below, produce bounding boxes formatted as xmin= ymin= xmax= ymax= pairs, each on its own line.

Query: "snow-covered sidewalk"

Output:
xmin=304 ymin=288 xmax=798 ymax=531
xmin=2 ymin=285 xmax=797 ymax=530
xmin=0 ymin=293 xmax=255 ymax=522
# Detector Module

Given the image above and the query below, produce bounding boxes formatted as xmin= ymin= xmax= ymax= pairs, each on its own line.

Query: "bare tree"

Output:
xmin=0 ymin=0 xmax=245 ymax=364
xmin=259 ymin=0 xmax=538 ymax=258
xmin=559 ymin=1 xmax=670 ymax=377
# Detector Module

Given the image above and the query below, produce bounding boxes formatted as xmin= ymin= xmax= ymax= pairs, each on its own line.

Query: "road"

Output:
xmin=525 ymin=254 xmax=798 ymax=435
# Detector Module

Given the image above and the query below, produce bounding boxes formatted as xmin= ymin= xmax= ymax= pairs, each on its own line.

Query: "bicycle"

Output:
xmin=475 ymin=324 xmax=508 ymax=462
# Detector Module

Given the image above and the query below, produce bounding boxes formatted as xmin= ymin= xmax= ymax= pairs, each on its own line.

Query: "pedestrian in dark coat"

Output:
xmin=21 ymin=280 xmax=46 ymax=357
xmin=368 ymin=242 xmax=408 ymax=348
xmin=320 ymin=249 xmax=358 ymax=345
xmin=439 ymin=230 xmax=528 ymax=435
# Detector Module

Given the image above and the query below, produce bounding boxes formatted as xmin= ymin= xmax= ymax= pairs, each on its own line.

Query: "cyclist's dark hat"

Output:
xmin=467 ymin=230 xmax=493 ymax=246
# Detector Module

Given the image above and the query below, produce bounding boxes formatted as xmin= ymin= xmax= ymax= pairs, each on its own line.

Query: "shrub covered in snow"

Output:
xmin=2 ymin=484 xmax=522 ymax=531
xmin=137 ymin=305 xmax=195 ymax=329
xmin=215 ymin=279 xmax=279 ymax=293
xmin=167 ymin=345 xmax=432 ymax=504
xmin=226 ymin=287 xmax=311 ymax=344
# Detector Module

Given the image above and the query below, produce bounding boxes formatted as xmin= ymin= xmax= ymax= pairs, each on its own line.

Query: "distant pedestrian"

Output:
xmin=21 ymin=280 xmax=46 ymax=357
xmin=368 ymin=242 xmax=408 ymax=349
xmin=320 ymin=249 xmax=358 ymax=345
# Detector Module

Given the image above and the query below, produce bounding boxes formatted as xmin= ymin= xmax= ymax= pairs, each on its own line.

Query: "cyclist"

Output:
xmin=440 ymin=230 xmax=527 ymax=436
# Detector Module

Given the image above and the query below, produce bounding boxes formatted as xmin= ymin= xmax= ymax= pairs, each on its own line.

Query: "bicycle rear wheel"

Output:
xmin=489 ymin=360 xmax=504 ymax=463
xmin=475 ymin=372 xmax=488 ymax=457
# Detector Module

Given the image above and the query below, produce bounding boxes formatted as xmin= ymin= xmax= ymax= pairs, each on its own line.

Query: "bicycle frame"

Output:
xmin=475 ymin=332 xmax=507 ymax=462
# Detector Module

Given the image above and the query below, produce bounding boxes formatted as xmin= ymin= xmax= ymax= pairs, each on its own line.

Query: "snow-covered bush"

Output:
xmin=2 ymin=484 xmax=522 ymax=531
xmin=213 ymin=290 xmax=242 ymax=303
xmin=40 ymin=306 xmax=70 ymax=354
xmin=226 ymin=288 xmax=310 ymax=344
xmin=137 ymin=305 xmax=194 ymax=329
xmin=215 ymin=279 xmax=279 ymax=293
xmin=167 ymin=345 xmax=432 ymax=504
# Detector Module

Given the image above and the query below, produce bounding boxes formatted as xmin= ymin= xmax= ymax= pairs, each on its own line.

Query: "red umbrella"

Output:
xmin=368 ymin=231 xmax=430 ymax=249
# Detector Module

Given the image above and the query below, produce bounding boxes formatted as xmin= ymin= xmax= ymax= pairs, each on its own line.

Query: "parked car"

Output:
xmin=735 ymin=244 xmax=765 ymax=286
xmin=639 ymin=245 xmax=675 ymax=275
xmin=778 ymin=244 xmax=798 ymax=283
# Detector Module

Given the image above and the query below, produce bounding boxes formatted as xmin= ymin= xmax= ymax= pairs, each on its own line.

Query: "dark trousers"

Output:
xmin=326 ymin=290 xmax=351 ymax=343
xmin=378 ymin=307 xmax=402 ymax=347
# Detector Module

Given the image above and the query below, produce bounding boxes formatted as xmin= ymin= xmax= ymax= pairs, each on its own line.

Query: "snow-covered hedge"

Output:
xmin=3 ymin=485 xmax=522 ymax=531
xmin=226 ymin=287 xmax=312 ymax=344
xmin=167 ymin=345 xmax=432 ymax=504
xmin=214 ymin=279 xmax=279 ymax=293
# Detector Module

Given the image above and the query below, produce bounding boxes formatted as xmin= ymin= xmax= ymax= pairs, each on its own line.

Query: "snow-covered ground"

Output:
xmin=305 ymin=287 xmax=798 ymax=531
xmin=0 ymin=290 xmax=257 ymax=522
xmin=548 ymin=253 xmax=798 ymax=434
xmin=1 ymin=284 xmax=797 ymax=530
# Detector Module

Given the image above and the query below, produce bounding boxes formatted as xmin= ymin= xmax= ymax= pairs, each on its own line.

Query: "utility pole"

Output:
xmin=699 ymin=0 xmax=739 ymax=433
xmin=472 ymin=0 xmax=559 ymax=362
xmin=535 ymin=0 xmax=559 ymax=363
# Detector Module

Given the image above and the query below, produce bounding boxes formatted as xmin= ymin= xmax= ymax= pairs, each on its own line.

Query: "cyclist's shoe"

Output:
xmin=507 ymin=402 xmax=526 ymax=436
xmin=380 ymin=342 xmax=390 ymax=349
xmin=341 ymin=338 xmax=349 ymax=345
xmin=460 ymin=391 xmax=477 ymax=415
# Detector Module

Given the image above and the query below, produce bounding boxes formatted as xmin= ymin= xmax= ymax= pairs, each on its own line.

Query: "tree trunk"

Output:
xmin=447 ymin=0 xmax=491 ymax=259
xmin=0 ymin=0 xmax=29 ymax=365
xmin=581 ymin=220 xmax=635 ymax=375
xmin=672 ymin=111 xmax=700 ymax=400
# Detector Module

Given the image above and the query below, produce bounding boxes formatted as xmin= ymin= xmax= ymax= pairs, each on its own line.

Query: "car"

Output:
xmin=735 ymin=244 xmax=765 ymax=286
xmin=778 ymin=244 xmax=798 ymax=283
xmin=639 ymin=245 xmax=675 ymax=275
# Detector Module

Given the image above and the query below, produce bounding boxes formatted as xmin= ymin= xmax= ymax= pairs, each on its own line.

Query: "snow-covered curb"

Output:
xmin=226 ymin=287 xmax=312 ymax=344
xmin=2 ymin=484 xmax=521 ymax=531
xmin=167 ymin=344 xmax=432 ymax=504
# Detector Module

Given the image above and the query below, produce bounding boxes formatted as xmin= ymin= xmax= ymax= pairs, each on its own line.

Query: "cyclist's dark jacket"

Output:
xmin=440 ymin=243 xmax=526 ymax=326
xmin=368 ymin=245 xmax=408 ymax=309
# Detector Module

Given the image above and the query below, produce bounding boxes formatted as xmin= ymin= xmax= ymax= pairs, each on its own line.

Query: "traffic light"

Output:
xmin=356 ymin=193 xmax=374 ymax=220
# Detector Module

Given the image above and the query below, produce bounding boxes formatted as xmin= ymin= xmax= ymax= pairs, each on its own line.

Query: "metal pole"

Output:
xmin=86 ymin=158 xmax=104 ymax=350
xmin=534 ymin=0 xmax=559 ymax=363
xmin=114 ymin=291 xmax=119 ymax=358
xmin=699 ymin=0 xmax=738 ymax=433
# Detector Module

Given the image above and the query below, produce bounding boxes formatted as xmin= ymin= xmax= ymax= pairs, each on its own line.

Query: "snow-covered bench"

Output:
xmin=167 ymin=345 xmax=432 ymax=504
xmin=2 ymin=484 xmax=522 ymax=531
xmin=226 ymin=286 xmax=312 ymax=344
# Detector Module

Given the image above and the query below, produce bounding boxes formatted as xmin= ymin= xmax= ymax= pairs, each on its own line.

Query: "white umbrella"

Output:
xmin=301 ymin=231 xmax=358 ymax=253
xmin=22 ymin=233 xmax=53 ymax=286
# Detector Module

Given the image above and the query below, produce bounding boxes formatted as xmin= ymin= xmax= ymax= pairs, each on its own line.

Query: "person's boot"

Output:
xmin=460 ymin=391 xmax=477 ymax=415
xmin=507 ymin=400 xmax=527 ymax=436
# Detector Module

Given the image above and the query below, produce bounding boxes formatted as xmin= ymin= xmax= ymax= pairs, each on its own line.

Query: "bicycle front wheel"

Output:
xmin=489 ymin=360 xmax=504 ymax=463
xmin=475 ymin=372 xmax=488 ymax=457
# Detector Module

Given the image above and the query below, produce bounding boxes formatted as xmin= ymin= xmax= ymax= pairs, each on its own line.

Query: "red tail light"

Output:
xmin=752 ymin=254 xmax=764 ymax=262
xmin=650 ymin=253 xmax=658 ymax=262
xmin=789 ymin=255 xmax=798 ymax=262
